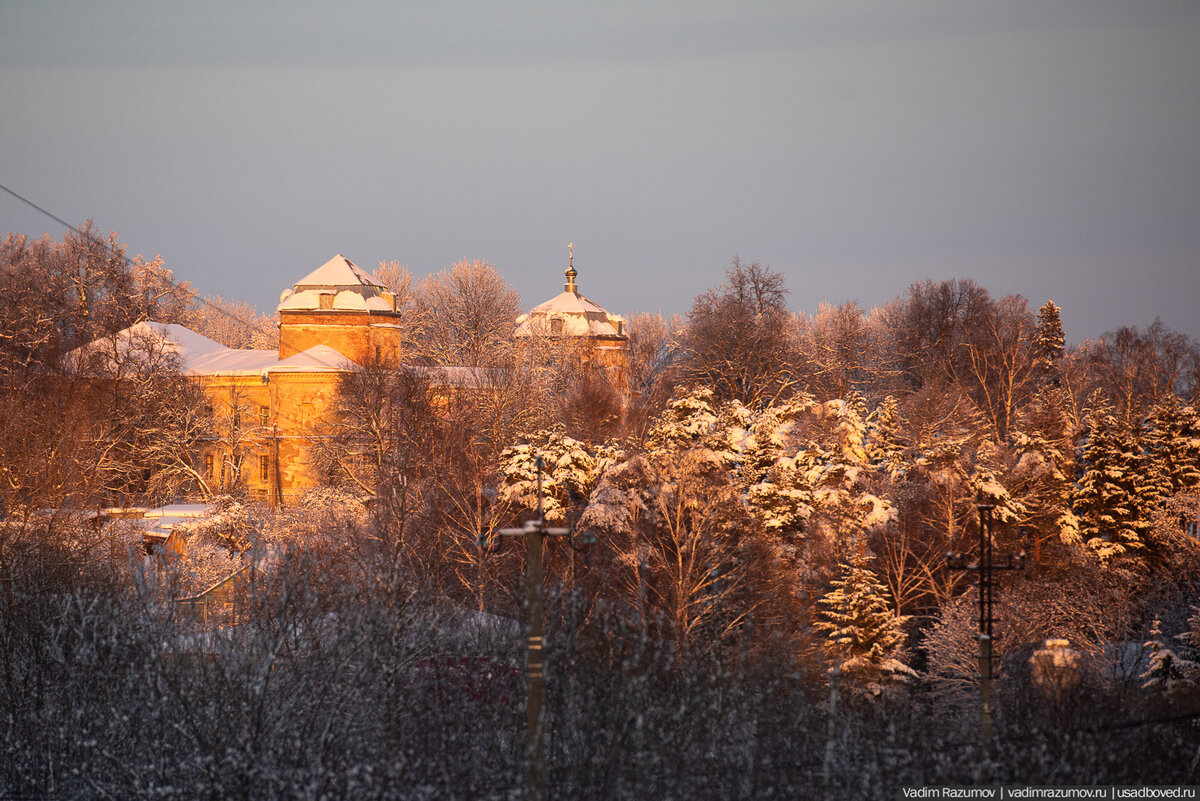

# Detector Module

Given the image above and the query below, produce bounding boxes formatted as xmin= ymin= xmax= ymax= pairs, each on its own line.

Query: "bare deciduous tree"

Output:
xmin=679 ymin=259 xmax=797 ymax=407
xmin=409 ymin=259 xmax=522 ymax=369
xmin=1087 ymin=319 xmax=1200 ymax=425
xmin=184 ymin=295 xmax=278 ymax=350
xmin=798 ymin=300 xmax=879 ymax=400
xmin=959 ymin=294 xmax=1037 ymax=441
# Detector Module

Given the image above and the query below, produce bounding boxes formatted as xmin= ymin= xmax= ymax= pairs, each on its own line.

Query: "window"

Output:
xmin=551 ymin=318 xmax=564 ymax=335
xmin=260 ymin=455 xmax=270 ymax=483
xmin=204 ymin=454 xmax=214 ymax=480
xmin=260 ymin=405 xmax=270 ymax=427
xmin=319 ymin=293 xmax=333 ymax=310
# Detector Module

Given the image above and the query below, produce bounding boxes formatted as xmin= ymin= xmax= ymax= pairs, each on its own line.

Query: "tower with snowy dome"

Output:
xmin=277 ymin=254 xmax=403 ymax=364
xmin=514 ymin=245 xmax=630 ymax=389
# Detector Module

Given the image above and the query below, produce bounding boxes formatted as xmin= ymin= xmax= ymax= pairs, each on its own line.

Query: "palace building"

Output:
xmin=71 ymin=251 xmax=630 ymax=506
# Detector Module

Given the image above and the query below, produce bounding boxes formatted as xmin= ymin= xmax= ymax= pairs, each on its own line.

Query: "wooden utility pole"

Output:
xmin=947 ymin=501 xmax=1024 ymax=758
xmin=496 ymin=456 xmax=569 ymax=801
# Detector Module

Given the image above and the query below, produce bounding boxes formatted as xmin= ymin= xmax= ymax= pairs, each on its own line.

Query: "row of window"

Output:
xmin=204 ymin=454 xmax=272 ymax=484
xmin=201 ymin=405 xmax=272 ymax=427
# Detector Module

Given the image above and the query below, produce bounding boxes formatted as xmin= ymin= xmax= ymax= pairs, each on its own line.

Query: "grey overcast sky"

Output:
xmin=2 ymin=1 xmax=1199 ymax=343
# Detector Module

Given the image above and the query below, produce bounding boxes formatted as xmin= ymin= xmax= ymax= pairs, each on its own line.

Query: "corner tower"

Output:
xmin=277 ymin=254 xmax=402 ymax=364
xmin=514 ymin=245 xmax=630 ymax=387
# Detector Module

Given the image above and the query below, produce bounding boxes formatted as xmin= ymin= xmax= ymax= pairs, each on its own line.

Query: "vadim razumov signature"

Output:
xmin=901 ymin=788 xmax=1198 ymax=799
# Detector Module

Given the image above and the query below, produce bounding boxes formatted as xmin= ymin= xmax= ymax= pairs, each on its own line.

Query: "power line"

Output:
xmin=0 ymin=180 xmax=270 ymax=334
xmin=0 ymin=182 xmax=369 ymax=454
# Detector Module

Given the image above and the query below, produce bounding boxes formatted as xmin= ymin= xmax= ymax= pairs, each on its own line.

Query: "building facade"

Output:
xmin=74 ymin=252 xmax=630 ymax=506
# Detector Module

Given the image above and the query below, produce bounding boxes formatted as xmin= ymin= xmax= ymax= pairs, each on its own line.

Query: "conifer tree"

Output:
xmin=865 ymin=395 xmax=907 ymax=482
xmin=645 ymin=387 xmax=720 ymax=452
xmin=1140 ymin=618 xmax=1197 ymax=695
xmin=1033 ymin=299 xmax=1066 ymax=379
xmin=1072 ymin=399 xmax=1148 ymax=565
xmin=969 ymin=439 xmax=1025 ymax=526
xmin=839 ymin=391 xmax=871 ymax=467
xmin=1143 ymin=400 xmax=1200 ymax=506
xmin=814 ymin=552 xmax=916 ymax=695
xmin=499 ymin=428 xmax=605 ymax=523
xmin=804 ymin=398 xmax=895 ymax=560
xmin=741 ymin=395 xmax=817 ymax=541
xmin=1010 ymin=384 xmax=1079 ymax=559
xmin=1179 ymin=606 xmax=1200 ymax=662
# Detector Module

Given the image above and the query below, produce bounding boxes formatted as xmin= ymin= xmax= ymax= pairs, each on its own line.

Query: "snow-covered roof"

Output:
xmin=67 ymin=321 xmax=353 ymax=379
xmin=269 ymin=344 xmax=348 ymax=373
xmin=189 ymin=342 xmax=347 ymax=378
xmin=123 ymin=503 xmax=213 ymax=536
xmin=514 ymin=267 xmax=627 ymax=339
xmin=65 ymin=321 xmax=228 ymax=373
xmin=187 ymin=347 xmax=279 ymax=376
xmin=292 ymin=254 xmax=381 ymax=289
xmin=277 ymin=254 xmax=398 ymax=314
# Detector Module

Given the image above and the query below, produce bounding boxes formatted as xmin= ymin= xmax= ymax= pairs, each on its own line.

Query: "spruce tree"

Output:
xmin=1010 ymin=384 xmax=1079 ymax=558
xmin=1143 ymin=400 xmax=1200 ymax=505
xmin=1033 ymin=299 xmax=1066 ymax=379
xmin=499 ymin=428 xmax=602 ymax=523
xmin=970 ymin=439 xmax=1025 ymax=526
xmin=815 ymin=552 xmax=915 ymax=695
xmin=1179 ymin=606 xmax=1200 ymax=662
xmin=806 ymin=398 xmax=895 ymax=558
xmin=1072 ymin=400 xmax=1148 ymax=565
xmin=1140 ymin=618 xmax=1197 ymax=695
xmin=865 ymin=395 xmax=907 ymax=481
xmin=741 ymin=396 xmax=818 ymax=541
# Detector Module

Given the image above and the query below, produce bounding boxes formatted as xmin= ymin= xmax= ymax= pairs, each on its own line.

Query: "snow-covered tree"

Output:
xmin=865 ymin=395 xmax=907 ymax=482
xmin=1009 ymin=384 xmax=1080 ymax=560
xmin=741 ymin=394 xmax=816 ymax=545
xmin=803 ymin=398 xmax=895 ymax=560
xmin=815 ymin=552 xmax=916 ymax=695
xmin=1072 ymin=399 xmax=1149 ymax=566
xmin=183 ymin=294 xmax=278 ymax=350
xmin=1142 ymin=400 xmax=1200 ymax=508
xmin=1140 ymin=618 xmax=1197 ymax=696
xmin=968 ymin=439 xmax=1026 ymax=527
xmin=1032 ymin=299 xmax=1065 ymax=377
xmin=408 ymin=258 xmax=522 ymax=369
xmin=798 ymin=300 xmax=876 ymax=400
xmin=576 ymin=388 xmax=798 ymax=645
xmin=578 ymin=437 xmax=760 ymax=645
xmin=1179 ymin=605 xmax=1200 ymax=662
xmin=645 ymin=387 xmax=721 ymax=452
xmin=499 ymin=428 xmax=610 ymax=524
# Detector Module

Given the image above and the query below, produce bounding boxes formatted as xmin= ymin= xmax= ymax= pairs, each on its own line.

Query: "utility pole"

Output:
xmin=947 ymin=501 xmax=1024 ymax=758
xmin=495 ymin=456 xmax=569 ymax=801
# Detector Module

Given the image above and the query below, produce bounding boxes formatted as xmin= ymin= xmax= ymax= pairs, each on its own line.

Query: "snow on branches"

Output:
xmin=499 ymin=428 xmax=614 ymax=523
xmin=815 ymin=552 xmax=915 ymax=696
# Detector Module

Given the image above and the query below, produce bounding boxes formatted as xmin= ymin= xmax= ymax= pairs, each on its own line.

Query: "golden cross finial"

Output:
xmin=564 ymin=243 xmax=578 ymax=292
